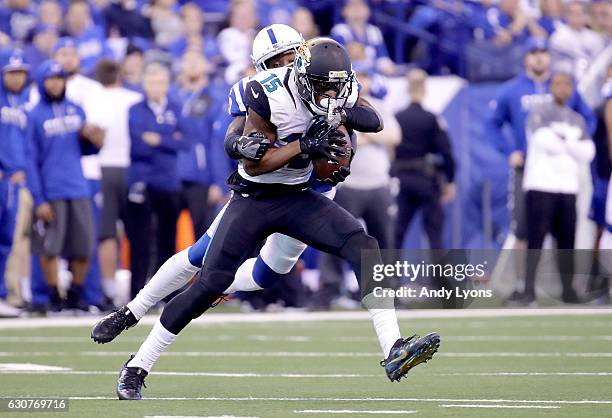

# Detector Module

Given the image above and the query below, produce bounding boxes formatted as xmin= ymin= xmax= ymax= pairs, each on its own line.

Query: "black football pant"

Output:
xmin=160 ymin=189 xmax=380 ymax=334
xmin=125 ymin=186 xmax=180 ymax=299
xmin=316 ymin=186 xmax=393 ymax=307
xmin=524 ymin=190 xmax=576 ymax=298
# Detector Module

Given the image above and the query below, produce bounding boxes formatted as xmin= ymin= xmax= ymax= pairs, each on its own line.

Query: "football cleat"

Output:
xmin=91 ymin=306 xmax=138 ymax=344
xmin=380 ymin=333 xmax=441 ymax=382
xmin=117 ymin=354 xmax=147 ymax=400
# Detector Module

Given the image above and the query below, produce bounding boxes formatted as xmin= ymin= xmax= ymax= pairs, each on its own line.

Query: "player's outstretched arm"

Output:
xmin=242 ymin=108 xmax=302 ymax=176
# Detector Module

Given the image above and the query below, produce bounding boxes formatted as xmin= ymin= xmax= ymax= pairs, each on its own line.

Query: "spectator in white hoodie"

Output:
xmin=517 ymin=71 xmax=595 ymax=306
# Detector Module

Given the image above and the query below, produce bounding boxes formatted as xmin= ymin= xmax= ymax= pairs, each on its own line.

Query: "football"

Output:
xmin=312 ymin=125 xmax=352 ymax=182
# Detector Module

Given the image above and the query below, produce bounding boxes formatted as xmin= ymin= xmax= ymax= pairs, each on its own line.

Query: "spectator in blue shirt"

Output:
xmin=28 ymin=60 xmax=104 ymax=312
xmin=171 ymin=49 xmax=210 ymax=104
xmin=472 ymin=0 xmax=544 ymax=46
xmin=39 ymin=0 xmax=63 ymax=28
xmin=167 ymin=3 xmax=220 ymax=66
xmin=0 ymin=49 xmax=30 ymax=317
xmin=102 ymin=0 xmax=154 ymax=40
xmin=291 ymin=6 xmax=319 ymax=41
xmin=121 ymin=44 xmax=145 ymax=93
xmin=64 ymin=0 xmax=113 ymax=75
xmin=126 ymin=62 xmax=189 ymax=299
xmin=176 ymin=52 xmax=229 ymax=237
xmin=24 ymin=24 xmax=59 ymax=70
xmin=257 ymin=0 xmax=297 ymax=27
xmin=331 ymin=0 xmax=395 ymax=76
xmin=537 ymin=0 xmax=563 ymax=36
xmin=489 ymin=39 xmax=595 ymax=165
xmin=0 ymin=0 xmax=38 ymax=44
xmin=346 ymin=41 xmax=387 ymax=99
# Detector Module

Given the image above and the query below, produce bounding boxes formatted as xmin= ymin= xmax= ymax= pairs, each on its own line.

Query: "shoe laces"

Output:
xmin=123 ymin=369 xmax=147 ymax=389
xmin=211 ymin=295 xmax=229 ymax=308
xmin=108 ymin=309 xmax=131 ymax=330
xmin=404 ymin=334 xmax=418 ymax=344
xmin=380 ymin=335 xmax=419 ymax=366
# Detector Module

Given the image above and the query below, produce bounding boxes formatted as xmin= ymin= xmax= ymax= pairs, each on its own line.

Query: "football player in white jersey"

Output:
xmin=92 ymin=25 xmax=308 ymax=341
xmin=94 ymin=24 xmax=360 ymax=343
xmin=113 ymin=38 xmax=440 ymax=400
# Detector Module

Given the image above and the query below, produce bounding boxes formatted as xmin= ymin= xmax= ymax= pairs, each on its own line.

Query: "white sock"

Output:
xmin=224 ymin=258 xmax=264 ymax=293
xmin=368 ymin=308 xmax=401 ymax=358
xmin=102 ymin=278 xmax=117 ymax=299
xmin=127 ymin=320 xmax=176 ymax=372
xmin=127 ymin=249 xmax=200 ymax=320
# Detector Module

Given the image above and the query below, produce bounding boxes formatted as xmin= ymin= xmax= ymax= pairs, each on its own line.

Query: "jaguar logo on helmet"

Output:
xmin=295 ymin=44 xmax=311 ymax=75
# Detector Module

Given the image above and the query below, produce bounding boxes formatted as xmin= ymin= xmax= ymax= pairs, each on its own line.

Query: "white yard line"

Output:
xmin=3 ymin=369 xmax=612 ymax=378
xmin=2 ymin=350 xmax=612 ymax=358
xmin=2 ymin=308 xmax=611 ymax=329
xmin=0 ymin=363 xmax=71 ymax=371
xmin=2 ymin=335 xmax=612 ymax=343
xmin=0 ymin=370 xmax=379 ymax=378
xmin=45 ymin=396 xmax=612 ymax=405
xmin=440 ymin=404 xmax=561 ymax=409
xmin=294 ymin=410 xmax=417 ymax=414
xmin=145 ymin=416 xmax=258 ymax=418
xmin=442 ymin=352 xmax=612 ymax=357
xmin=440 ymin=335 xmax=612 ymax=341
xmin=0 ymin=351 xmax=380 ymax=357
xmin=438 ymin=372 xmax=612 ymax=376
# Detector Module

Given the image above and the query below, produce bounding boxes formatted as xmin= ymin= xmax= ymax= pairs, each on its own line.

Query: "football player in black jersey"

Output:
xmin=116 ymin=38 xmax=440 ymax=400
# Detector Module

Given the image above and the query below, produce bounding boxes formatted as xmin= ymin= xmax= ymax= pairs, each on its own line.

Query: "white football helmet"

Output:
xmin=251 ymin=24 xmax=304 ymax=72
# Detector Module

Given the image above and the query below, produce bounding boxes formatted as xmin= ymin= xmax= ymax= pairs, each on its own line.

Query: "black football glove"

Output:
xmin=300 ymin=119 xmax=348 ymax=162
xmin=299 ymin=116 xmax=335 ymax=154
xmin=325 ymin=166 xmax=351 ymax=186
xmin=314 ymin=131 xmax=349 ymax=162
xmin=233 ymin=132 xmax=271 ymax=161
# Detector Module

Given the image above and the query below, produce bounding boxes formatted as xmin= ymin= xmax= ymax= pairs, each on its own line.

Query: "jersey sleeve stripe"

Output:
xmin=228 ymin=88 xmax=240 ymax=115
xmin=232 ymin=83 xmax=247 ymax=112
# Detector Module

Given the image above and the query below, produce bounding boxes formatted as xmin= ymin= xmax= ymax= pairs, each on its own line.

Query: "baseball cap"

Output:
xmin=53 ymin=37 xmax=78 ymax=54
xmin=525 ymin=37 xmax=549 ymax=55
xmin=1 ymin=49 xmax=29 ymax=72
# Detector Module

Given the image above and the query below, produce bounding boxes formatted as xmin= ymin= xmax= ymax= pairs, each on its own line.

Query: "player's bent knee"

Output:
xmin=187 ymin=234 xmax=211 ymax=267
xmin=347 ymin=231 xmax=380 ymax=252
xmin=160 ymin=278 xmax=220 ymax=334
xmin=260 ymin=234 xmax=307 ymax=274
xmin=339 ymin=231 xmax=380 ymax=267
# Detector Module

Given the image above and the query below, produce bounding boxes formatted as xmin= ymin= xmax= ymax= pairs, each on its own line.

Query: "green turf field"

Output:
xmin=1 ymin=310 xmax=611 ymax=418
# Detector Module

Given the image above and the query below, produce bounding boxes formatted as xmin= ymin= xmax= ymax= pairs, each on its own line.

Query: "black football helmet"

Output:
xmin=294 ymin=37 xmax=355 ymax=116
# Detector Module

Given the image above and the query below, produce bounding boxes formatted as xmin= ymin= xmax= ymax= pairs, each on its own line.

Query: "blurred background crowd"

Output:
xmin=0 ymin=0 xmax=611 ymax=316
